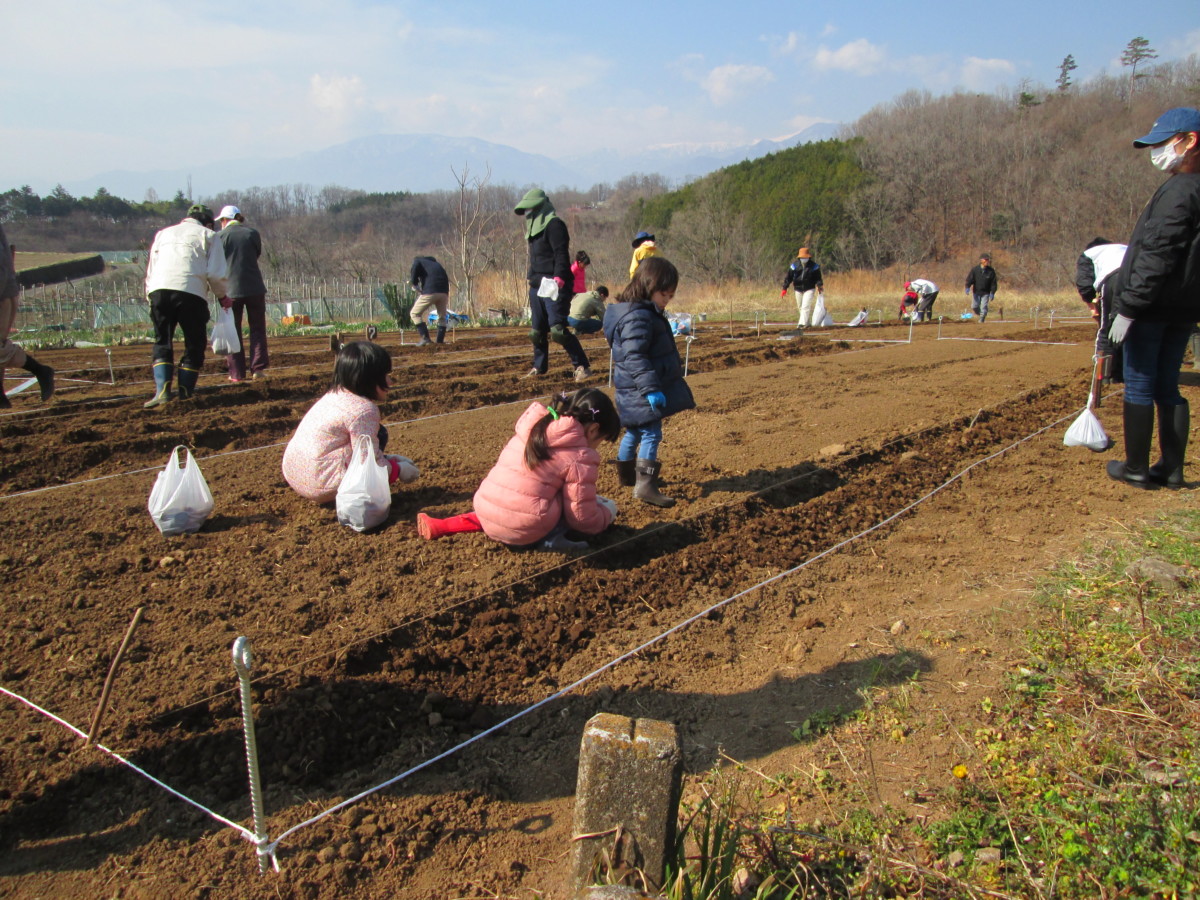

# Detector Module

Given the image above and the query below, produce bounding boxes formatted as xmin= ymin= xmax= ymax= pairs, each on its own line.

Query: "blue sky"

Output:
xmin=3 ymin=0 xmax=1198 ymax=193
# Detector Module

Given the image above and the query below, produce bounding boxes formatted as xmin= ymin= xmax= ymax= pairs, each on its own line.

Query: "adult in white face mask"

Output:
xmin=1105 ymin=107 xmax=1200 ymax=489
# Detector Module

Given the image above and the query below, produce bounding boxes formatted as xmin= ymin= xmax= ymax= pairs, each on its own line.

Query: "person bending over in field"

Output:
xmin=282 ymin=342 xmax=419 ymax=503
xmin=416 ymin=388 xmax=620 ymax=552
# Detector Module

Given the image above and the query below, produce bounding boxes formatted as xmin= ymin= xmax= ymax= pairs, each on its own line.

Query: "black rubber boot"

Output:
xmin=22 ymin=355 xmax=55 ymax=402
xmin=415 ymin=323 xmax=431 ymax=346
xmin=1106 ymin=401 xmax=1156 ymax=489
xmin=634 ymin=459 xmax=675 ymax=508
xmin=616 ymin=459 xmax=636 ymax=487
xmin=435 ymin=325 xmax=447 ymax=344
xmin=1149 ymin=401 xmax=1189 ymax=488
xmin=143 ymin=362 xmax=173 ymax=408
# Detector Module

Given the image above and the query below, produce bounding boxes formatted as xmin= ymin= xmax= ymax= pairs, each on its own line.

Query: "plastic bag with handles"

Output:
xmin=148 ymin=446 xmax=215 ymax=535
xmin=211 ymin=307 xmax=241 ymax=355
xmin=336 ymin=433 xmax=392 ymax=532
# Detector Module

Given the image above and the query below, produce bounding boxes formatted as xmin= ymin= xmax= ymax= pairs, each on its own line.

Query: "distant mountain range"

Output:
xmin=62 ymin=122 xmax=842 ymax=201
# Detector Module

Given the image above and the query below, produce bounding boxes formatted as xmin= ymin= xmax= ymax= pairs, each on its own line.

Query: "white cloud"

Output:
xmin=309 ymin=74 xmax=366 ymax=115
xmin=821 ymin=23 xmax=838 ymax=39
xmin=813 ymin=39 xmax=886 ymax=75
xmin=1167 ymin=28 xmax=1200 ymax=58
xmin=960 ymin=57 xmax=1017 ymax=90
xmin=700 ymin=64 xmax=775 ymax=105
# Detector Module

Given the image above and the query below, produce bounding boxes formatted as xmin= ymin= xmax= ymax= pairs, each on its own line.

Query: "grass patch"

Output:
xmin=651 ymin=511 xmax=1200 ymax=899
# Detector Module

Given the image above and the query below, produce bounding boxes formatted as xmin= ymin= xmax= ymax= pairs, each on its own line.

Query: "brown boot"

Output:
xmin=616 ymin=459 xmax=636 ymax=487
xmin=633 ymin=459 xmax=675 ymax=508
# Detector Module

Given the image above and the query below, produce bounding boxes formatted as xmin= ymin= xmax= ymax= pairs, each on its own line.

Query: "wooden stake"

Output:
xmin=86 ymin=607 xmax=144 ymax=745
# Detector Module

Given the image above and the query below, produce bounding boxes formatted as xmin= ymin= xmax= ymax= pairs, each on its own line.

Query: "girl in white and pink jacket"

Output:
xmin=282 ymin=342 xmax=418 ymax=503
xmin=417 ymin=388 xmax=619 ymax=552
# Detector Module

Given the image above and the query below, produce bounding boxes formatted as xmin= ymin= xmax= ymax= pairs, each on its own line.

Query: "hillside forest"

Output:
xmin=2 ymin=52 xmax=1198 ymax=314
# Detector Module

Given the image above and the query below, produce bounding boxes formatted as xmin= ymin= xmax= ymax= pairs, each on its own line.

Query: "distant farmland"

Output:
xmin=14 ymin=251 xmax=105 ymax=287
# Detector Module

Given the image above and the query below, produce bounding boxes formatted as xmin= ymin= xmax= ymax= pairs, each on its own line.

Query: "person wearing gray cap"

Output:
xmin=1105 ymin=107 xmax=1200 ymax=489
xmin=216 ymin=205 xmax=269 ymax=382
xmin=143 ymin=204 xmax=228 ymax=407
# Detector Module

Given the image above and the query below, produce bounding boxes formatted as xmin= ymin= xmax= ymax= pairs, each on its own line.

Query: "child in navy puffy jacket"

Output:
xmin=602 ymin=256 xmax=695 ymax=508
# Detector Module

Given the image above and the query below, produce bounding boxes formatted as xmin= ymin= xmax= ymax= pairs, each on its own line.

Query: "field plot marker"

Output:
xmin=86 ymin=606 xmax=143 ymax=744
xmin=106 ymin=348 xmax=115 ymax=385
xmin=233 ymin=637 xmax=272 ymax=874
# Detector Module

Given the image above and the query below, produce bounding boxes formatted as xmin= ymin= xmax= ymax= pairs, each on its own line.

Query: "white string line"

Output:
xmin=264 ymin=397 xmax=1086 ymax=862
xmin=0 ymin=395 xmax=539 ymax=502
xmin=0 ymin=686 xmax=259 ymax=845
xmin=938 ymin=337 xmax=1079 ymax=346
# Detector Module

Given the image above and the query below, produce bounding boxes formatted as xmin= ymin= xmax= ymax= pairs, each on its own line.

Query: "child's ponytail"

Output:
xmin=524 ymin=388 xmax=620 ymax=469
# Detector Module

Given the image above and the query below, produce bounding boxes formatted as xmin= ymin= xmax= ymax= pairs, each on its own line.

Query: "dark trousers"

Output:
xmin=149 ymin=289 xmax=210 ymax=373
xmin=915 ymin=291 xmax=938 ymax=320
xmin=528 ymin=285 xmax=588 ymax=373
xmin=227 ymin=294 xmax=269 ymax=380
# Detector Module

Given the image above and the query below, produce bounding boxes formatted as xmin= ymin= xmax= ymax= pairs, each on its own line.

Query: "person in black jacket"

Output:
xmin=780 ymin=247 xmax=824 ymax=327
xmin=1075 ymin=237 xmax=1127 ymax=383
xmin=409 ymin=255 xmax=451 ymax=345
xmin=964 ymin=254 xmax=998 ymax=322
xmin=1105 ymin=106 xmax=1200 ymax=489
xmin=603 ymin=256 xmax=695 ymax=507
xmin=513 ymin=188 xmax=591 ymax=381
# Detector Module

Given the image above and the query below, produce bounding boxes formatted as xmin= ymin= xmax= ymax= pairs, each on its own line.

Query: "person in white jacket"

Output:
xmin=143 ymin=204 xmax=228 ymax=408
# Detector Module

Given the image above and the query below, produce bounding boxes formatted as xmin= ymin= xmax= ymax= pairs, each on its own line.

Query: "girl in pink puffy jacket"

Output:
xmin=417 ymin=388 xmax=620 ymax=551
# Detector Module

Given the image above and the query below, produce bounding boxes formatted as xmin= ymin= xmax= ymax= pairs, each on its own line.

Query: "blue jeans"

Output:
xmin=568 ymin=316 xmax=603 ymax=335
xmin=618 ymin=421 xmax=663 ymax=461
xmin=973 ymin=293 xmax=993 ymax=319
xmin=1120 ymin=321 xmax=1192 ymax=407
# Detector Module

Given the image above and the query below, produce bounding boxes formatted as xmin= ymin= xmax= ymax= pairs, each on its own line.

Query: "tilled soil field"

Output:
xmin=0 ymin=319 xmax=1191 ymax=899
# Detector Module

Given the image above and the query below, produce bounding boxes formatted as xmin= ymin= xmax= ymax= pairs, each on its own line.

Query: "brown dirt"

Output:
xmin=0 ymin=319 xmax=1192 ymax=899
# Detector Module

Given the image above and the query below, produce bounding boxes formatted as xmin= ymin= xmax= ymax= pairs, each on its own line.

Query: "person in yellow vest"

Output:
xmin=629 ymin=231 xmax=660 ymax=278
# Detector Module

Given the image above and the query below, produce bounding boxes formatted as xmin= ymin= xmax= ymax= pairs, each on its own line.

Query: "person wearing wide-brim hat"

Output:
xmin=780 ymin=247 xmax=824 ymax=327
xmin=629 ymin=230 xmax=660 ymax=279
xmin=1105 ymin=107 xmax=1200 ymax=489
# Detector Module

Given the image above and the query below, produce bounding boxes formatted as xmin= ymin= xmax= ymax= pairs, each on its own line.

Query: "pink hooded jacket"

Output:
xmin=473 ymin=402 xmax=614 ymax=545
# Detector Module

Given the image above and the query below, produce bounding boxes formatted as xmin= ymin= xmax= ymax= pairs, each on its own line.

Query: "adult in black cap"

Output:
xmin=1105 ymin=107 xmax=1200 ymax=488
xmin=514 ymin=188 xmax=591 ymax=381
xmin=143 ymin=204 xmax=229 ymax=407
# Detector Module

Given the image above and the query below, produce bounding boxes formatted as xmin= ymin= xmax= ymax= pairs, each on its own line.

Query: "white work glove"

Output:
xmin=1108 ymin=314 xmax=1134 ymax=346
xmin=596 ymin=495 xmax=618 ymax=519
xmin=388 ymin=455 xmax=420 ymax=483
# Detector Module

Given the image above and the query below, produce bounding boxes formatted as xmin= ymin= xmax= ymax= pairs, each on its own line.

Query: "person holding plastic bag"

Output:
xmin=780 ymin=247 xmax=824 ymax=328
xmin=415 ymin=388 xmax=620 ymax=552
xmin=143 ymin=204 xmax=228 ymax=408
xmin=216 ymin=206 xmax=270 ymax=382
xmin=1105 ymin=107 xmax=1200 ymax=490
xmin=282 ymin=342 xmax=419 ymax=504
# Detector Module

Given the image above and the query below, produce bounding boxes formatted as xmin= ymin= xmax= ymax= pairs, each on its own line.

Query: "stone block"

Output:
xmin=570 ymin=713 xmax=681 ymax=894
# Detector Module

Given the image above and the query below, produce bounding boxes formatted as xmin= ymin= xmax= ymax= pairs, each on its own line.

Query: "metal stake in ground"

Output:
xmin=106 ymin=348 xmax=115 ymax=385
xmin=233 ymin=637 xmax=270 ymax=874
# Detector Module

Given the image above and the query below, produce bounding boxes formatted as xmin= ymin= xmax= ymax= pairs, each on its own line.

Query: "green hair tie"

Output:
xmin=547 ymin=407 xmax=560 ymax=421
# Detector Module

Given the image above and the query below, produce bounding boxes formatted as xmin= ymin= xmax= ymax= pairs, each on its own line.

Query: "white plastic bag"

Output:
xmin=148 ymin=446 xmax=215 ymax=536
xmin=211 ymin=308 xmax=241 ymax=355
xmin=1064 ymin=395 xmax=1111 ymax=452
xmin=811 ymin=294 xmax=832 ymax=327
xmin=536 ymin=276 xmax=559 ymax=301
xmin=336 ymin=434 xmax=392 ymax=532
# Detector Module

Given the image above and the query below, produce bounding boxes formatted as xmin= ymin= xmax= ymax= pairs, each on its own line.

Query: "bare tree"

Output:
xmin=442 ymin=163 xmax=499 ymax=319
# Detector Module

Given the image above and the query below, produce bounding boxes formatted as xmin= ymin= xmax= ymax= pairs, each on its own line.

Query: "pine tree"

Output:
xmin=1121 ymin=37 xmax=1158 ymax=100
xmin=1056 ymin=54 xmax=1077 ymax=92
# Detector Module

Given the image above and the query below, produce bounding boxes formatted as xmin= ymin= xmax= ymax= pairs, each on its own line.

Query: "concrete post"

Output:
xmin=570 ymin=713 xmax=682 ymax=894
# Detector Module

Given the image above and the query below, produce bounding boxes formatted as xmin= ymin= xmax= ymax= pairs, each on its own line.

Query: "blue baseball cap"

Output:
xmin=1133 ymin=107 xmax=1200 ymax=148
